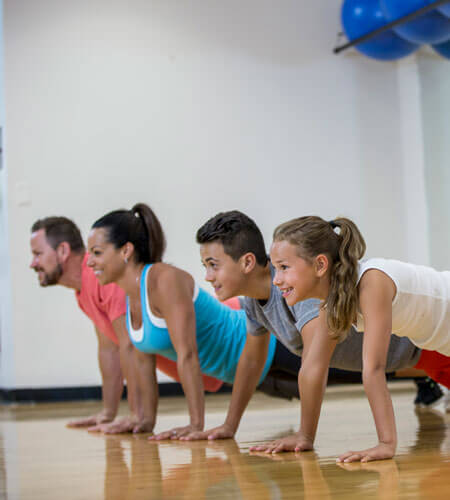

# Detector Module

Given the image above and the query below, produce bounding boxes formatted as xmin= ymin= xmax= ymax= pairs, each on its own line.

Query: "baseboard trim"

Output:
xmin=0 ymin=383 xmax=232 ymax=403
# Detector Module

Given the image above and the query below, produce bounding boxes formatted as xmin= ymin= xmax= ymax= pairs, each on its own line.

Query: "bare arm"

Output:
xmin=150 ymin=266 xmax=205 ymax=439
xmin=181 ymin=331 xmax=271 ymax=441
xmin=67 ymin=327 xmax=123 ymax=428
xmin=92 ymin=315 xmax=158 ymax=434
xmin=251 ymin=311 xmax=337 ymax=453
xmin=338 ymin=270 xmax=397 ymax=463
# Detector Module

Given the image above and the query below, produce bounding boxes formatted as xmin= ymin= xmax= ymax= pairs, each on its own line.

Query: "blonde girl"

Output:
xmin=270 ymin=216 xmax=450 ymax=462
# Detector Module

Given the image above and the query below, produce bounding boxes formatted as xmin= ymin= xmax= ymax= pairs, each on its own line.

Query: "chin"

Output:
xmin=215 ymin=289 xmax=231 ymax=302
xmin=285 ymin=293 xmax=300 ymax=306
xmin=95 ymin=274 xmax=108 ymax=285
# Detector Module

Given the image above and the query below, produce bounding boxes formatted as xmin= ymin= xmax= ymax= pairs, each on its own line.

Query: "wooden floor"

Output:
xmin=1 ymin=382 xmax=449 ymax=499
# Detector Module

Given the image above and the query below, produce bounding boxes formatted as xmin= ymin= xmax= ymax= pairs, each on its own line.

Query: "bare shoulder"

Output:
xmin=358 ymin=269 xmax=396 ymax=312
xmin=150 ymin=262 xmax=194 ymax=294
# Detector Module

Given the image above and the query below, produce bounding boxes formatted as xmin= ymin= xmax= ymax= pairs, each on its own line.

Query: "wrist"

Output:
xmin=223 ymin=419 xmax=238 ymax=434
xmin=101 ymin=409 xmax=116 ymax=420
xmin=189 ymin=422 xmax=204 ymax=431
xmin=297 ymin=429 xmax=314 ymax=443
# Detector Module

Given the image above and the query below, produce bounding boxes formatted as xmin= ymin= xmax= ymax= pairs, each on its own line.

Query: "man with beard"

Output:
xmin=30 ymin=216 xmax=222 ymax=433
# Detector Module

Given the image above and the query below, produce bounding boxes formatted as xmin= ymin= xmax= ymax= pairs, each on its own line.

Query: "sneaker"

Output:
xmin=444 ymin=388 xmax=450 ymax=413
xmin=414 ymin=377 xmax=444 ymax=408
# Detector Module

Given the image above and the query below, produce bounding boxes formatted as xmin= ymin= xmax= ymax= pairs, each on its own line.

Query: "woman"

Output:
xmin=269 ymin=215 xmax=450 ymax=462
xmin=87 ymin=203 xmax=298 ymax=439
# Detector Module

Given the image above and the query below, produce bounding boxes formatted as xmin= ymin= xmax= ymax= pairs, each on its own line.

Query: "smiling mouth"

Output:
xmin=281 ymin=288 xmax=293 ymax=298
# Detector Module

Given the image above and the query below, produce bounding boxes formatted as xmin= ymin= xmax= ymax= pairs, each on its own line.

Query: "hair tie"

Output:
xmin=329 ymin=220 xmax=338 ymax=229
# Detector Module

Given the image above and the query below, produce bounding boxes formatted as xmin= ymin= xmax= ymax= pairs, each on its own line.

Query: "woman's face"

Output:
xmin=87 ymin=227 xmax=126 ymax=285
xmin=270 ymin=240 xmax=318 ymax=306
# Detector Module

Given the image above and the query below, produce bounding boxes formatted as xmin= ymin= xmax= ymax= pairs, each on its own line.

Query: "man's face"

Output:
xmin=30 ymin=229 xmax=63 ymax=286
xmin=199 ymin=242 xmax=247 ymax=301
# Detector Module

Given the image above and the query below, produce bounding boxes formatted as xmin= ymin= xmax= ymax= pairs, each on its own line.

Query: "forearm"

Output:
xmin=363 ymin=368 xmax=397 ymax=447
xmin=298 ymin=364 xmax=328 ymax=443
xmin=177 ymin=353 xmax=205 ymax=429
xmin=224 ymin=353 xmax=266 ymax=433
xmin=98 ymin=347 xmax=124 ymax=419
xmin=118 ymin=342 xmax=140 ymax=416
xmin=133 ymin=352 xmax=158 ymax=426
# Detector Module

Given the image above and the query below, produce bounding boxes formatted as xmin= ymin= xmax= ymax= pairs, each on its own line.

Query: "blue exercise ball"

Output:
xmin=341 ymin=0 xmax=419 ymax=60
xmin=431 ymin=38 xmax=450 ymax=57
xmin=381 ymin=0 xmax=450 ymax=44
xmin=437 ymin=2 xmax=450 ymax=19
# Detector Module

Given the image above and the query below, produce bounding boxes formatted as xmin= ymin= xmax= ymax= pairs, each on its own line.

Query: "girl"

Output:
xmin=87 ymin=203 xmax=299 ymax=440
xmin=270 ymin=216 xmax=450 ymax=462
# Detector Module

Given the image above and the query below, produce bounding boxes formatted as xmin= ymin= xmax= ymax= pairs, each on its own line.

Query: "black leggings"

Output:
xmin=257 ymin=339 xmax=363 ymax=399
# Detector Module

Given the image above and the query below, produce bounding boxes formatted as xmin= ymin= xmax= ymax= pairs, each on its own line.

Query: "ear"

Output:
xmin=314 ymin=254 xmax=329 ymax=277
xmin=121 ymin=242 xmax=135 ymax=261
xmin=56 ymin=242 xmax=71 ymax=263
xmin=239 ymin=252 xmax=256 ymax=275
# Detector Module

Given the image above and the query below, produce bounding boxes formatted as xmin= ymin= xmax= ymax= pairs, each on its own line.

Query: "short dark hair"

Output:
xmin=31 ymin=217 xmax=85 ymax=253
xmin=196 ymin=210 xmax=268 ymax=266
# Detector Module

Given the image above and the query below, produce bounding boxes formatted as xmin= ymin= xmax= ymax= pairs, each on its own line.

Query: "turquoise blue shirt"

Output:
xmin=126 ymin=264 xmax=276 ymax=384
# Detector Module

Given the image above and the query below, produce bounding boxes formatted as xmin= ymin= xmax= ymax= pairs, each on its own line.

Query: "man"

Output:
xmin=176 ymin=210 xmax=444 ymax=448
xmin=30 ymin=216 xmax=222 ymax=433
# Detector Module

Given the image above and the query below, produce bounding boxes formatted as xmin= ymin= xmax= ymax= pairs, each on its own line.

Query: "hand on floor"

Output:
xmin=249 ymin=432 xmax=314 ymax=454
xmin=336 ymin=442 xmax=396 ymax=463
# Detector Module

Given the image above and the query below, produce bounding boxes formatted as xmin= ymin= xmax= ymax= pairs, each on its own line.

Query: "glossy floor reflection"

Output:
xmin=1 ymin=382 xmax=449 ymax=499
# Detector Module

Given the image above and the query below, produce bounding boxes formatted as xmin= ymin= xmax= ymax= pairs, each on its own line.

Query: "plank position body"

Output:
xmin=30 ymin=217 xmax=222 ymax=433
xmin=192 ymin=211 xmax=446 ymax=447
xmin=87 ymin=203 xmax=303 ymax=439
xmin=270 ymin=215 xmax=450 ymax=462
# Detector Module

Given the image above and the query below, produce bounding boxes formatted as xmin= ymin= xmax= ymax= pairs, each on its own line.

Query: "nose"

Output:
xmin=204 ymin=268 xmax=214 ymax=282
xmin=273 ymin=271 xmax=282 ymax=287
xmin=86 ymin=253 xmax=94 ymax=268
xmin=30 ymin=256 xmax=38 ymax=269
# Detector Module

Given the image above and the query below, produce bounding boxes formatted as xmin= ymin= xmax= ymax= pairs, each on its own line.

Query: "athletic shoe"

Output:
xmin=414 ymin=377 xmax=444 ymax=408
xmin=443 ymin=388 xmax=450 ymax=413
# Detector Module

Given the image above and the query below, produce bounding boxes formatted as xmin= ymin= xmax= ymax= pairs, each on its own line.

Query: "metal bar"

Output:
xmin=334 ymin=0 xmax=450 ymax=54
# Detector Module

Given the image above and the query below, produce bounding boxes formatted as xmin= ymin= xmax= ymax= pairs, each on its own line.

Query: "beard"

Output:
xmin=36 ymin=263 xmax=63 ymax=287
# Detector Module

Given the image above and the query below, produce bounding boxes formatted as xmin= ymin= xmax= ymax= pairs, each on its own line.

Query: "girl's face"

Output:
xmin=270 ymin=240 xmax=319 ymax=306
xmin=87 ymin=228 xmax=125 ymax=285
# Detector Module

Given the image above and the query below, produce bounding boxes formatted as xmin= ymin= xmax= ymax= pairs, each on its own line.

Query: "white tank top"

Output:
xmin=355 ymin=258 xmax=450 ymax=355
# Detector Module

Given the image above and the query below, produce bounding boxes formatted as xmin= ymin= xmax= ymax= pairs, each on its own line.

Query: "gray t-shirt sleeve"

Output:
xmin=241 ymin=296 xmax=268 ymax=336
xmin=292 ymin=299 xmax=321 ymax=333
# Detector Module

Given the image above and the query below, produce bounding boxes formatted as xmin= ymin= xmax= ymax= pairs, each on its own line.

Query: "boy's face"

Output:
xmin=199 ymin=242 xmax=247 ymax=301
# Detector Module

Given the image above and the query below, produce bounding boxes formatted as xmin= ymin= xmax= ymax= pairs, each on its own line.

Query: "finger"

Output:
xmin=343 ymin=453 xmax=363 ymax=463
xmin=208 ymin=430 xmax=227 ymax=441
xmin=67 ymin=420 xmax=93 ymax=428
xmin=272 ymin=443 xmax=291 ymax=454
xmin=250 ymin=444 xmax=270 ymax=452
xmin=87 ymin=424 xmax=104 ymax=433
xmin=250 ymin=445 xmax=267 ymax=452
xmin=180 ymin=431 xmax=204 ymax=441
xmin=336 ymin=451 xmax=355 ymax=463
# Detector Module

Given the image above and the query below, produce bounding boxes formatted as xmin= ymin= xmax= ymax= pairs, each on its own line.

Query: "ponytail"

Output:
xmin=131 ymin=203 xmax=166 ymax=263
xmin=273 ymin=216 xmax=365 ymax=341
xmin=92 ymin=203 xmax=166 ymax=264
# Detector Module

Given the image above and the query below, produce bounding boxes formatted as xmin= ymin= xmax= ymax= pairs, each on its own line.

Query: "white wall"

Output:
xmin=418 ymin=55 xmax=450 ymax=272
xmin=1 ymin=0 xmax=432 ymax=389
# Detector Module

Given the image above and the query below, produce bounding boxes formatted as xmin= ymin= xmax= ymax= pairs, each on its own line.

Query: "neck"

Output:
xmin=311 ymin=274 xmax=331 ymax=302
xmin=241 ymin=263 xmax=273 ymax=301
xmin=116 ymin=262 xmax=145 ymax=302
xmin=57 ymin=252 xmax=85 ymax=291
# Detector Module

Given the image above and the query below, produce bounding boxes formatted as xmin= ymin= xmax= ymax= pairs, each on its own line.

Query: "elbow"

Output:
xmin=177 ymin=349 xmax=198 ymax=367
xmin=362 ymin=364 xmax=386 ymax=385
